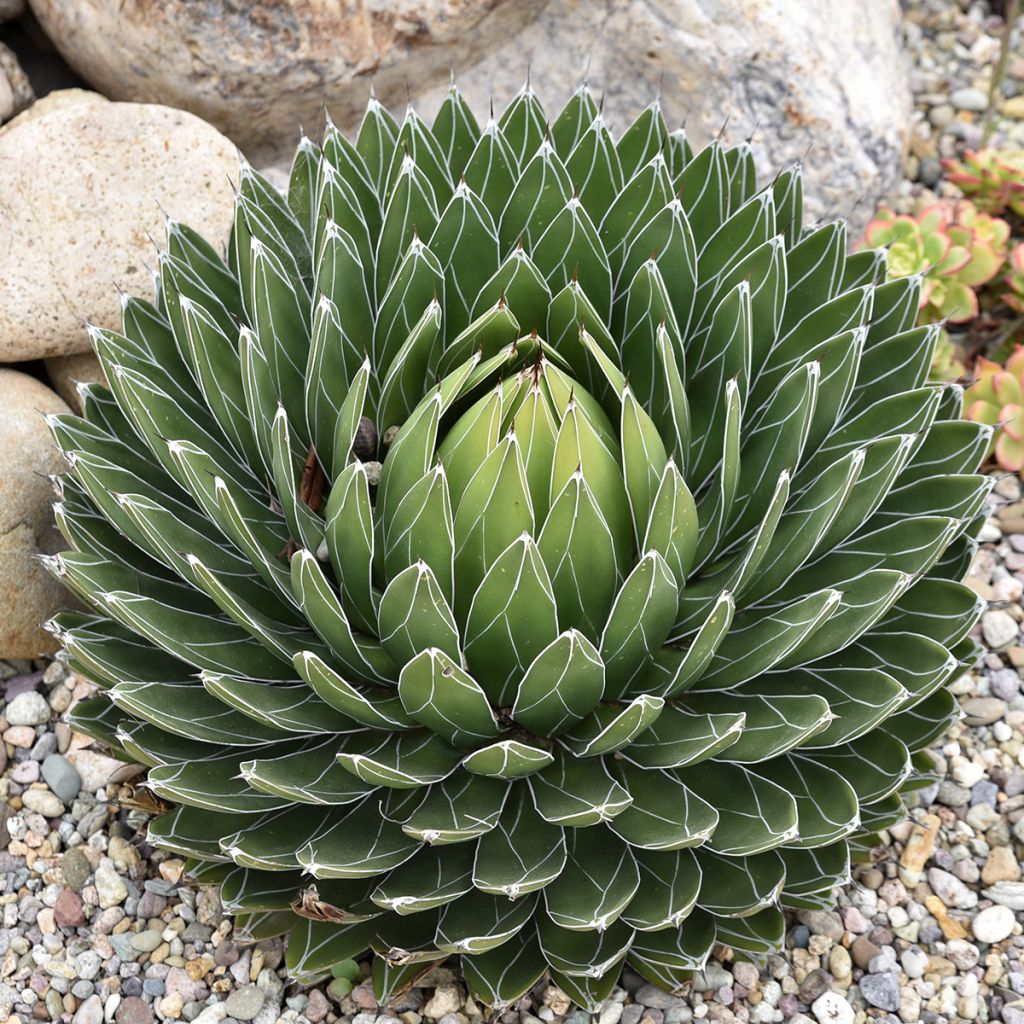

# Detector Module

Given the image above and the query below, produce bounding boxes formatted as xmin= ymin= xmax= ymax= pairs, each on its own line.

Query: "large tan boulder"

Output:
xmin=0 ymin=371 xmax=73 ymax=659
xmin=0 ymin=87 xmax=107 ymax=138
xmin=26 ymin=0 xmax=546 ymax=162
xmin=0 ymin=100 xmax=238 ymax=362
xmin=27 ymin=0 xmax=908 ymax=230
xmin=45 ymin=351 xmax=107 ymax=415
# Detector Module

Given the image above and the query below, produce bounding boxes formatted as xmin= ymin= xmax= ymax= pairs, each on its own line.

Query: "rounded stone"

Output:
xmin=0 ymin=100 xmax=238 ymax=361
xmin=224 ymin=984 xmax=266 ymax=1021
xmin=0 ymin=372 xmax=75 ymax=659
xmin=972 ymin=903 xmax=1015 ymax=944
xmin=4 ymin=689 xmax=51 ymax=726
xmin=0 ymin=87 xmax=107 ymax=138
xmin=21 ymin=786 xmax=65 ymax=817
xmin=45 ymin=351 xmax=107 ymax=416
xmin=41 ymin=752 xmax=83 ymax=803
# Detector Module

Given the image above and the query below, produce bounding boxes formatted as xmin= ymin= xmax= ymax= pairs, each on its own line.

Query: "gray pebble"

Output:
xmin=42 ymin=753 xmax=82 ymax=803
xmin=858 ymin=971 xmax=900 ymax=1011
xmin=950 ymin=86 xmax=989 ymax=111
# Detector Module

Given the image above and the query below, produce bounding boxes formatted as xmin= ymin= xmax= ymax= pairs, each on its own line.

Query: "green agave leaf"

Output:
xmin=810 ymin=730 xmax=912 ymax=805
xmin=372 ymin=841 xmax=475 ymax=915
xmin=622 ymin=703 xmax=744 ymax=769
xmin=472 ymin=786 xmax=566 ymax=898
xmin=149 ymin=805 xmax=249 ymax=862
xmin=626 ymin=910 xmax=716 ymax=988
xmin=219 ymin=805 xmax=323 ymax=870
xmin=393 ymin=772 xmax=508 ymax=844
xmin=500 ymin=140 xmax=572 ymax=253
xmin=621 ymin=848 xmax=702 ymax=932
xmin=462 ymin=929 xmax=547 ymax=1009
xmin=286 ymin=918 xmax=376 ymax=983
xmin=463 ymin=739 xmax=555 ymax=779
xmin=878 ymin=577 xmax=983 ymax=648
xmin=512 ymin=629 xmax=605 ymax=736
xmin=435 ymin=889 xmax=537 ymax=954
xmin=676 ymin=761 xmax=798 ymax=855
xmin=432 ymin=82 xmax=481 ymax=178
xmin=241 ymin=736 xmax=376 ymax=806
xmin=539 ymin=917 xmax=634 ymax=980
xmin=883 ymin=687 xmax=961 ymax=752
xmin=335 ymin=731 xmax=462 ymax=789
xmin=563 ymin=695 xmax=665 ymax=758
xmin=528 ymin=750 xmax=632 ymax=827
xmin=716 ymin=906 xmax=785 ymax=954
xmin=398 ymin=647 xmax=500 ymax=747
xmin=607 ymin=762 xmax=718 ymax=851
xmin=543 ymin=827 xmax=640 ymax=930
xmin=377 ymin=561 xmax=461 ymax=666
xmin=549 ymin=968 xmax=622 ymax=1015
xmin=780 ymin=843 xmax=851 ymax=907
xmin=695 ymin=849 xmax=785 ymax=918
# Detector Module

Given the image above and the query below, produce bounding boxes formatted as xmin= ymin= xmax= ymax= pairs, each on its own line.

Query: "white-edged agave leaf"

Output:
xmin=383 ymin=469 xmax=455 ymax=604
xmin=652 ymin=593 xmax=735 ymax=697
xmin=429 ymin=182 xmax=500 ymax=336
xmin=533 ymin=196 xmax=612 ymax=320
xmin=622 ymin=703 xmax=745 ymax=769
xmin=758 ymin=753 xmax=860 ymax=848
xmin=626 ymin=909 xmax=716 ymax=987
xmin=600 ymin=155 xmax=673 ymax=276
xmin=166 ymin=219 xmax=243 ymax=319
xmin=385 ymin=104 xmax=453 ymax=206
xmin=643 ymin=462 xmax=699 ymax=585
xmin=528 ymin=750 xmax=632 ymax=826
xmin=472 ymin=247 xmax=551 ymax=339
xmin=376 ymin=158 xmax=439 ymax=298
xmin=63 ymin=695 xmax=127 ymax=752
xmin=539 ymin=918 xmax=634 ymax=981
xmin=462 ymin=929 xmax=547 ymax=1010
xmin=314 ymin=161 xmax=376 ymax=297
xmin=537 ymin=470 xmax=621 ymax=640
xmin=684 ymin=691 xmax=831 ymax=764
xmin=51 ymin=613 xmax=188 ymax=687
xmin=218 ymin=805 xmax=324 ymax=870
xmin=472 ymin=785 xmax=567 ymax=898
xmin=394 ymin=772 xmax=508 ymax=844
xmin=676 ymin=761 xmax=798 ymax=855
xmin=435 ymin=383 xmax=502 ymax=506
xmin=808 ymin=730 xmax=913 ymax=805
xmin=378 ymin=298 xmax=444 ymax=432
xmin=432 ymin=82 xmax=481 ymax=176
xmin=463 ymin=115 xmax=518 ymax=216
xmin=435 ymin=889 xmax=537 ymax=954
xmin=549 ymin=967 xmax=622 ymax=1014
xmin=600 ymin=552 xmax=678 ymax=699
xmin=436 ymin=301 xmax=521 ymax=379
xmin=378 ymin=562 xmax=461 ymax=666
xmin=294 ymin=650 xmax=415 ymax=730
xmin=202 ymin=673 xmax=356 ymax=735
xmin=874 ymin=474 xmax=990 ymax=530
xmin=496 ymin=81 xmax=547 ymax=163
xmin=372 ymin=959 xmax=448 ymax=1007
xmin=694 ymin=849 xmax=785 ymax=918
xmin=715 ymin=906 xmax=786 ymax=954
xmin=747 ymin=667 xmax=907 ymax=748
xmin=693 ymin=589 xmax=841 ymax=691
xmin=607 ymin=762 xmax=717 ymax=851
xmin=848 ymin=324 xmax=935 ymax=415
xmin=499 ymin=139 xmax=572 ymax=254
xmin=545 ymin=279 xmax=618 ymax=396
xmin=398 ymin=648 xmax=500 ymax=747
xmin=673 ymin=470 xmax=790 ymax=635
xmin=114 ymin=718 xmax=200 ymax=768
xmin=290 ymin=550 xmax=398 ymax=686
xmin=238 ymin=160 xmax=312 ymax=283
xmin=464 ymin=533 xmax=557 ymax=705
xmin=782 ymin=222 xmax=846 ymax=330
xmin=371 ymin=907 xmax=445 ymax=964
xmin=622 ymin=848 xmax=702 ymax=931
xmin=883 ymin=687 xmax=961 ymax=752
xmin=373 ymin=238 xmax=444 ymax=390
xmin=250 ymin=239 xmax=312 ymax=435
xmin=291 ymin=875 xmax=383 ymax=923
xmin=148 ymin=804 xmax=250 ymax=862
xmin=505 ymin=371 xmax=560 ymax=520
xmin=697 ymin=190 xmax=775 ymax=309
xmin=109 ymin=679 xmax=290 ymax=746
xmin=512 ymin=629 xmax=605 ymax=736
xmin=739 ymin=450 xmax=863 ymax=604
xmin=148 ymin=742 xmax=298 ymax=814
xmin=463 ymin=739 xmax=555 ymax=779
xmin=779 ymin=842 xmax=851 ymax=907
xmin=233 ymin=910 xmax=294 ymax=943
xmin=900 ymin=420 xmax=993 ymax=485
xmin=219 ymin=865 xmax=303 ymax=913
xmin=335 ymin=731 xmax=462 ymax=789
xmin=858 ymin=791 xmax=907 ymax=833
xmin=878 ymin=577 xmax=984 ymax=648
xmin=241 ymin=736 xmax=376 ymax=806
xmin=796 ymin=387 xmax=940 ymax=486
xmin=371 ymin=841 xmax=476 ymax=915
xmin=866 ymin=274 xmax=922 ymax=344
xmin=356 ymin=94 xmax=399 ymax=193
xmin=690 ymin=378 xmax=741 ymax=564
xmin=287 ymin=134 xmax=320 ymax=238
xmin=620 ymin=386 xmax=670 ymax=544
xmin=323 ymin=461 xmax=377 ymax=635
xmin=563 ymin=695 xmax=665 ymax=757
xmin=286 ymin=917 xmax=376 ymax=983
xmin=617 ymin=98 xmax=667 ymax=181
xmin=550 ymin=82 xmax=598 ymax=157
xmin=188 ymin=553 xmax=329 ymax=666
xmin=298 ymin=797 xmax=420 ymax=878
xmin=543 ymin=827 xmax=641 ymax=930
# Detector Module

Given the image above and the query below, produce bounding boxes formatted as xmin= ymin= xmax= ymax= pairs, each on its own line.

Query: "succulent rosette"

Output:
xmin=48 ymin=84 xmax=991 ymax=1008
xmin=943 ymin=148 xmax=1024 ymax=219
xmin=964 ymin=346 xmax=1024 ymax=473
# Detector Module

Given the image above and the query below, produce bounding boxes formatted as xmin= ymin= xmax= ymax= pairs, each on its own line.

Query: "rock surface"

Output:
xmin=45 ymin=350 xmax=107 ymax=415
xmin=0 ymin=370 xmax=72 ymax=658
xmin=0 ymin=39 xmax=34 ymax=123
xmin=0 ymin=100 xmax=238 ymax=361
xmin=26 ymin=0 xmax=908 ymax=227
xmin=0 ymin=87 xmax=107 ymax=138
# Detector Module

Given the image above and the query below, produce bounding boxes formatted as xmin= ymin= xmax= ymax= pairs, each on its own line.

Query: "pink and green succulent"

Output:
xmin=943 ymin=148 xmax=1024 ymax=218
xmin=964 ymin=346 xmax=1024 ymax=473
xmin=864 ymin=201 xmax=1009 ymax=324
xmin=1002 ymin=242 xmax=1024 ymax=314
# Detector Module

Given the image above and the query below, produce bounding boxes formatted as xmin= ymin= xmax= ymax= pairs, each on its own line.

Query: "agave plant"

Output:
xmin=964 ymin=346 xmax=1024 ymax=473
xmin=943 ymin=148 xmax=1024 ymax=218
xmin=49 ymin=83 xmax=991 ymax=1009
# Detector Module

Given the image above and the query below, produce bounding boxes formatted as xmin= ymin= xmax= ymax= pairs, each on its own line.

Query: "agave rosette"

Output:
xmin=49 ymin=84 xmax=991 ymax=1008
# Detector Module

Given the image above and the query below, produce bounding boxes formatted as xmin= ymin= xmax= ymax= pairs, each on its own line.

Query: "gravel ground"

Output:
xmin=4 ymin=2 xmax=1024 ymax=1023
